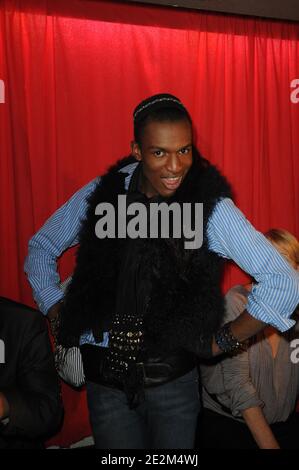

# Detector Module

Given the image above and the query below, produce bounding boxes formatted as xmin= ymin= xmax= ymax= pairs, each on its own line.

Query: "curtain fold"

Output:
xmin=1 ymin=0 xmax=299 ymax=447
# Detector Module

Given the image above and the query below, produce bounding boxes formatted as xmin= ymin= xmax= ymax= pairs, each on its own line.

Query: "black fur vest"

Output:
xmin=59 ymin=153 xmax=232 ymax=358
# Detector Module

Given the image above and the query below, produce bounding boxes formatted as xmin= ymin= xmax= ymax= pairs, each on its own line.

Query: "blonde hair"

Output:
xmin=265 ymin=228 xmax=299 ymax=270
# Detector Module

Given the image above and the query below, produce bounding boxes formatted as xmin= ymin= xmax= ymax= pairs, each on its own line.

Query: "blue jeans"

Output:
xmin=86 ymin=368 xmax=200 ymax=449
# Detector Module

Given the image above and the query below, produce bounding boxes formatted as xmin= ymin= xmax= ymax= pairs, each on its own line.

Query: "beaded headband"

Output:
xmin=133 ymin=95 xmax=187 ymax=122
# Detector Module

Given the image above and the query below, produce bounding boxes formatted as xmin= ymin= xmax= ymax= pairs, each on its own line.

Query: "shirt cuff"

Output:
xmin=34 ymin=285 xmax=64 ymax=315
xmin=246 ymin=295 xmax=296 ymax=332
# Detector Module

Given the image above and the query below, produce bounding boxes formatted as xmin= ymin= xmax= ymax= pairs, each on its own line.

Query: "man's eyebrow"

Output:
xmin=180 ymin=143 xmax=192 ymax=148
xmin=148 ymin=146 xmax=167 ymax=150
xmin=148 ymin=143 xmax=192 ymax=150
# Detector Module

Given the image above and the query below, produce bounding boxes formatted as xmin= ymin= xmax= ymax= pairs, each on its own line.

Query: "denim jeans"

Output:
xmin=86 ymin=368 xmax=200 ymax=449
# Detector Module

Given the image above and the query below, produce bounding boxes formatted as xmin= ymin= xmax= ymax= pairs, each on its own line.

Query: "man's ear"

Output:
xmin=131 ymin=141 xmax=142 ymax=161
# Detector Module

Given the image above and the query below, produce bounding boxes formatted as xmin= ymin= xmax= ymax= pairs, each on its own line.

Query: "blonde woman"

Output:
xmin=200 ymin=229 xmax=299 ymax=449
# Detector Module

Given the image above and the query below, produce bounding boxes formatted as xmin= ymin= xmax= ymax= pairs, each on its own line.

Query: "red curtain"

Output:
xmin=1 ymin=0 xmax=299 ymax=447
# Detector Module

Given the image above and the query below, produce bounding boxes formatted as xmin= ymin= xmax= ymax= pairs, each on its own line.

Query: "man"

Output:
xmin=24 ymin=94 xmax=299 ymax=448
xmin=0 ymin=297 xmax=62 ymax=449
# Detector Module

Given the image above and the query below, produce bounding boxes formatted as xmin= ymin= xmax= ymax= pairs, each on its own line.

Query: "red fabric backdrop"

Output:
xmin=1 ymin=0 xmax=299 ymax=446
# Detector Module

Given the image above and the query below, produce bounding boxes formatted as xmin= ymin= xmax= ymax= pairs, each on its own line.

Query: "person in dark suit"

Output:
xmin=0 ymin=297 xmax=63 ymax=449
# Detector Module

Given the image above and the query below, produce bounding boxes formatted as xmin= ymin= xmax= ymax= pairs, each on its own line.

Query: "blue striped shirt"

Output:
xmin=24 ymin=161 xmax=299 ymax=343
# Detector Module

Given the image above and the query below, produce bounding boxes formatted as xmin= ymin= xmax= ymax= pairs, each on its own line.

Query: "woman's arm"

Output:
xmin=242 ymin=406 xmax=280 ymax=449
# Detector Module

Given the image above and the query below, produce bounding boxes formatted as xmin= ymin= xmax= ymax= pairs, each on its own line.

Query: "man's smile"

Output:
xmin=161 ymin=175 xmax=183 ymax=191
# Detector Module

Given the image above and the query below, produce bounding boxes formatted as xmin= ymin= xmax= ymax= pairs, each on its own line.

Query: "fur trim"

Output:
xmin=59 ymin=152 xmax=232 ymax=358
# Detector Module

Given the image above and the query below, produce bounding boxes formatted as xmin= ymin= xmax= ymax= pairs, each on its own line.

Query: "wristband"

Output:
xmin=215 ymin=321 xmax=246 ymax=353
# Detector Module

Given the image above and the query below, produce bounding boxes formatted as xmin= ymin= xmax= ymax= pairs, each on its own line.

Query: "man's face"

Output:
xmin=132 ymin=119 xmax=193 ymax=198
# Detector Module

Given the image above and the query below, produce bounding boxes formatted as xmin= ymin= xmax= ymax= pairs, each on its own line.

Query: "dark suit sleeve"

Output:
xmin=1 ymin=314 xmax=63 ymax=439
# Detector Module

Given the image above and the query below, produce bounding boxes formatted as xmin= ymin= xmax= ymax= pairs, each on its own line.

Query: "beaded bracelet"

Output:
xmin=215 ymin=321 xmax=246 ymax=353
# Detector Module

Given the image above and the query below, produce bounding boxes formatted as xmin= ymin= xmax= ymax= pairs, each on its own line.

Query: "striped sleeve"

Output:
xmin=24 ymin=162 xmax=138 ymax=316
xmin=207 ymin=198 xmax=299 ymax=331
xmin=24 ymin=178 xmax=99 ymax=314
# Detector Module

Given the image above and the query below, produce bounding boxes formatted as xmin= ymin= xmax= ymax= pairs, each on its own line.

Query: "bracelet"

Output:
xmin=215 ymin=321 xmax=246 ymax=353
